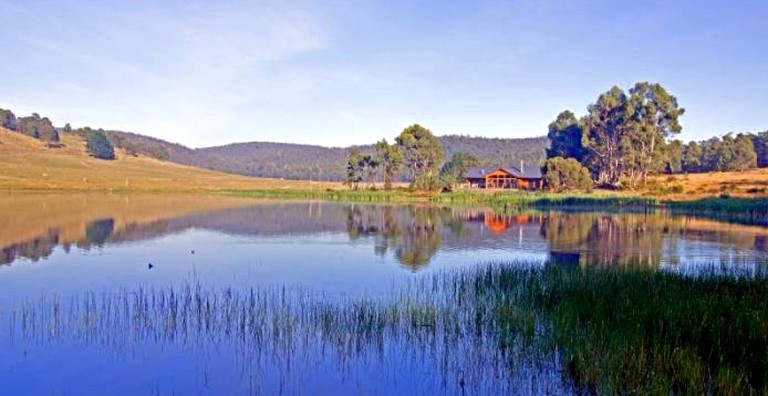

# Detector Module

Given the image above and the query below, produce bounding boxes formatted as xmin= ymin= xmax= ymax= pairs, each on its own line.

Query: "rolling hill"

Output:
xmin=106 ymin=130 xmax=549 ymax=181
xmin=0 ymin=128 xmax=340 ymax=192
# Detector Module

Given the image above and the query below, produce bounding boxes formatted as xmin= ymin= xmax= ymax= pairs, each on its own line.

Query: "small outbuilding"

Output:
xmin=464 ymin=164 xmax=543 ymax=190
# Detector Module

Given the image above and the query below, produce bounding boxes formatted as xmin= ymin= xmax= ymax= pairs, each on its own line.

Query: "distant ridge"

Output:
xmin=107 ymin=131 xmax=548 ymax=181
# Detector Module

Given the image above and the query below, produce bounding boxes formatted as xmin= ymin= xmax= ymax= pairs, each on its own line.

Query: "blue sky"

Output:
xmin=1 ymin=0 xmax=766 ymax=148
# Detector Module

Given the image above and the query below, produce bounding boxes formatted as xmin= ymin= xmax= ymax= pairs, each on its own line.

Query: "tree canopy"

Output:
xmin=395 ymin=124 xmax=444 ymax=190
xmin=547 ymin=110 xmax=584 ymax=161
xmin=549 ymin=82 xmax=684 ymax=189
xmin=374 ymin=139 xmax=402 ymax=190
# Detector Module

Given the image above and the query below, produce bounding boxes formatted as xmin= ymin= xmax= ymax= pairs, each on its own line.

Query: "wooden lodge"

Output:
xmin=464 ymin=165 xmax=543 ymax=190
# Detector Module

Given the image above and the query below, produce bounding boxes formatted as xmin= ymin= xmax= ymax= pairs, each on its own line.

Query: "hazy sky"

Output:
xmin=1 ymin=0 xmax=766 ymax=148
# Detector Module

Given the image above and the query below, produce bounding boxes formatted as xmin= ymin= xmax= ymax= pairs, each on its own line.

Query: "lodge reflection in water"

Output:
xmin=3 ymin=201 xmax=768 ymax=269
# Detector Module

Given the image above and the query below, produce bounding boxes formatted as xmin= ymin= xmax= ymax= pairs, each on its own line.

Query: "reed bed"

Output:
xmin=669 ymin=197 xmax=768 ymax=225
xmin=228 ymin=188 xmax=768 ymax=225
xmin=5 ymin=261 xmax=768 ymax=394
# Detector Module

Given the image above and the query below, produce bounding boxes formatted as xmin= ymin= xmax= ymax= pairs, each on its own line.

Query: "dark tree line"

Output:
xmin=674 ymin=132 xmax=760 ymax=173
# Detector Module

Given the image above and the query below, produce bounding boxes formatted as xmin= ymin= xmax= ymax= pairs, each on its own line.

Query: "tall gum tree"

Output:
xmin=581 ymin=86 xmax=629 ymax=187
xmin=395 ymin=124 xmax=444 ymax=190
xmin=580 ymin=82 xmax=684 ymax=188
xmin=625 ymin=82 xmax=684 ymax=185
xmin=374 ymin=139 xmax=402 ymax=190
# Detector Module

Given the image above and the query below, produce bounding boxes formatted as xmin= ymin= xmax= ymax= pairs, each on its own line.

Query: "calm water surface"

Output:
xmin=1 ymin=194 xmax=766 ymax=394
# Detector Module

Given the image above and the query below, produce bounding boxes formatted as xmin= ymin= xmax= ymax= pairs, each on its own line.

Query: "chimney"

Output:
xmin=520 ymin=160 xmax=524 ymax=173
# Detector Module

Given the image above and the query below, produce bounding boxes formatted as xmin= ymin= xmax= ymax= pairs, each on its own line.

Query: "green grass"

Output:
xmin=669 ymin=197 xmax=768 ymax=225
xmin=227 ymin=187 xmax=768 ymax=226
xmin=8 ymin=261 xmax=768 ymax=394
xmin=532 ymin=264 xmax=768 ymax=394
xmin=433 ymin=190 xmax=660 ymax=211
xmin=226 ymin=188 xmax=660 ymax=209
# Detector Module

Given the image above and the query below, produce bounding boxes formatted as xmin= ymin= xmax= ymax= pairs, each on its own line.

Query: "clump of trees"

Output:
xmin=0 ymin=108 xmax=60 ymax=146
xmin=543 ymin=157 xmax=593 ymax=192
xmin=546 ymin=82 xmax=767 ymax=191
xmin=344 ymin=147 xmax=378 ymax=189
xmin=82 ymin=128 xmax=116 ymax=160
xmin=345 ymin=124 xmax=445 ymax=191
xmin=547 ymin=82 xmax=685 ymax=189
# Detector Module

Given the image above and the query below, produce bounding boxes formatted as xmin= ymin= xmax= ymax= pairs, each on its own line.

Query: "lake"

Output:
xmin=1 ymin=194 xmax=767 ymax=394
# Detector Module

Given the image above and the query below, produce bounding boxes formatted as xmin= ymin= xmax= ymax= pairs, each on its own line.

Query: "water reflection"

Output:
xmin=345 ymin=206 xmax=444 ymax=270
xmin=1 ymin=195 xmax=768 ymax=270
xmin=2 ymin=195 xmax=768 ymax=394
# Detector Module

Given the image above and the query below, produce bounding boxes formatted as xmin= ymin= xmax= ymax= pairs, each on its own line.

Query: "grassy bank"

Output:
xmin=225 ymin=188 xmax=658 ymax=208
xmin=9 ymin=262 xmax=768 ymax=394
xmin=226 ymin=188 xmax=768 ymax=225
xmin=669 ymin=196 xmax=768 ymax=225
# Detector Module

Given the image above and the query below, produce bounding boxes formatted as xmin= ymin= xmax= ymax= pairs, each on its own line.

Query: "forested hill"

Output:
xmin=108 ymin=131 xmax=548 ymax=181
xmin=3 ymin=107 xmax=547 ymax=181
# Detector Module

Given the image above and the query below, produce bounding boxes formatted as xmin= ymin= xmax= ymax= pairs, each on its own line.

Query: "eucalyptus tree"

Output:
xmin=732 ymin=133 xmax=758 ymax=172
xmin=374 ymin=139 xmax=402 ymax=190
xmin=682 ymin=141 xmax=702 ymax=173
xmin=580 ymin=82 xmax=684 ymax=188
xmin=581 ymin=86 xmax=629 ymax=187
xmin=395 ymin=124 xmax=444 ymax=190
xmin=624 ymin=82 xmax=684 ymax=184
xmin=344 ymin=147 xmax=365 ymax=189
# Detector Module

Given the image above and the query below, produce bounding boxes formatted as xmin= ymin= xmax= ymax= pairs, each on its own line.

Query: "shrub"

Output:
xmin=543 ymin=157 xmax=593 ymax=193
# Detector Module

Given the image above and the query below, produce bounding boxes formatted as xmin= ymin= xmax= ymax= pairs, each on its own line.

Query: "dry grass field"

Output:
xmin=645 ymin=169 xmax=768 ymax=200
xmin=0 ymin=129 xmax=342 ymax=192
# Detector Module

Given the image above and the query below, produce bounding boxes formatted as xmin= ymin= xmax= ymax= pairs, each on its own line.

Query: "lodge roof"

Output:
xmin=465 ymin=165 xmax=543 ymax=179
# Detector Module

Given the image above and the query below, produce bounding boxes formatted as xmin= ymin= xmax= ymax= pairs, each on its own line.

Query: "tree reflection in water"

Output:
xmin=2 ymin=201 xmax=768 ymax=271
xmin=345 ymin=205 xmax=443 ymax=271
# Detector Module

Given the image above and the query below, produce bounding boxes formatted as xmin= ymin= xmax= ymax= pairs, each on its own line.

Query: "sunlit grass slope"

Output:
xmin=0 ymin=129 xmax=341 ymax=192
xmin=647 ymin=169 xmax=768 ymax=199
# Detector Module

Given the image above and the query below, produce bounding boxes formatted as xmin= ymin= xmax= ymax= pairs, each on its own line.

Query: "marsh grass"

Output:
xmin=669 ymin=197 xmax=768 ymax=225
xmin=534 ymin=264 xmax=768 ymax=394
xmin=228 ymin=188 xmax=661 ymax=210
xmin=230 ymin=188 xmax=768 ymax=228
xmin=6 ymin=261 xmax=768 ymax=394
